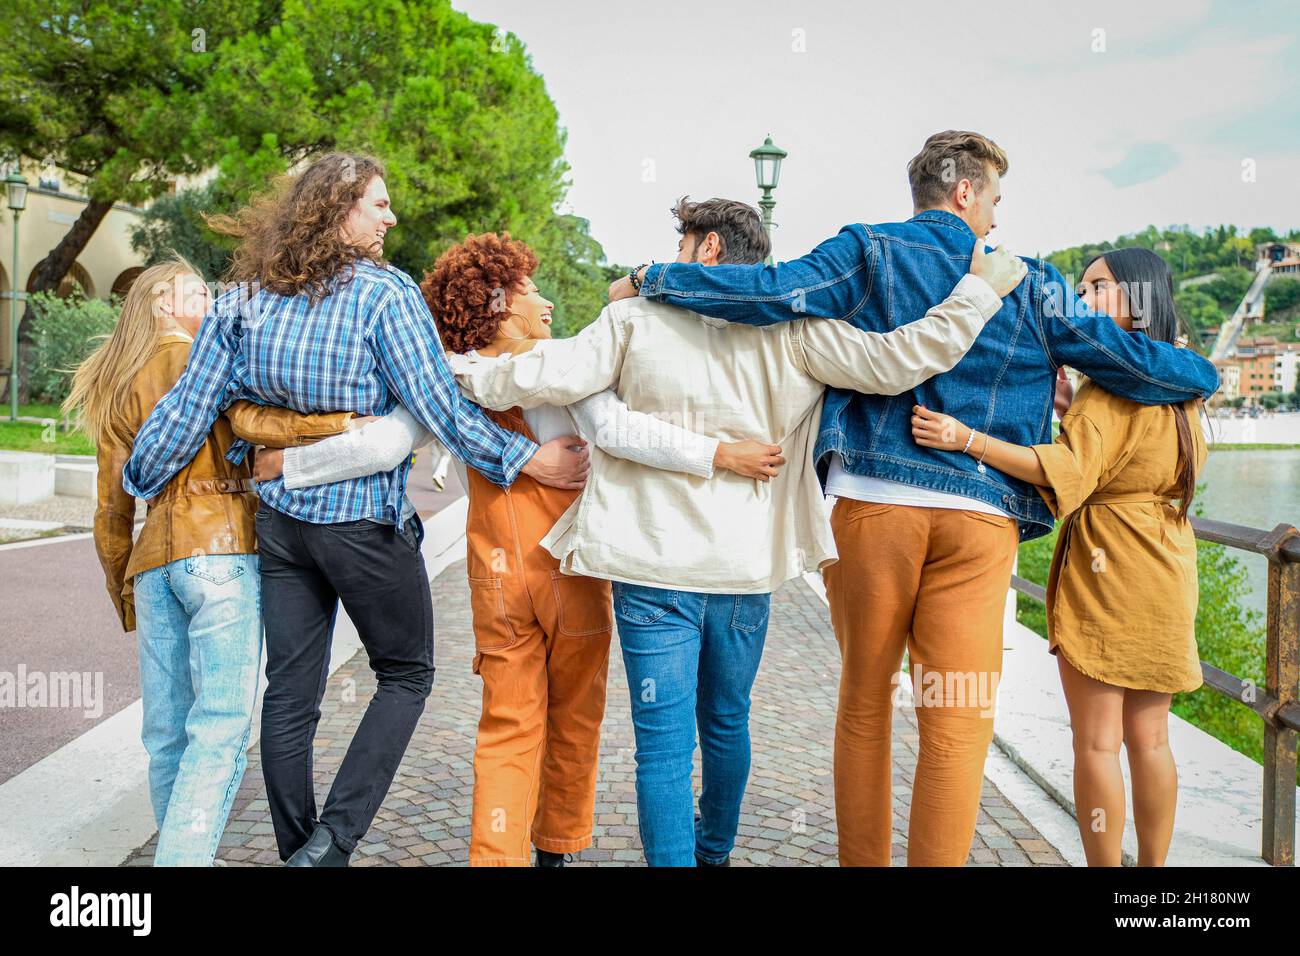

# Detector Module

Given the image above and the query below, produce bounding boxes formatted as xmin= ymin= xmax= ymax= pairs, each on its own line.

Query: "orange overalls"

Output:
xmin=464 ymin=407 xmax=614 ymax=866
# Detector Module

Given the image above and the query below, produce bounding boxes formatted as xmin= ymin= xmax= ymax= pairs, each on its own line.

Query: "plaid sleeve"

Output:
xmin=370 ymin=281 xmax=537 ymax=488
xmin=122 ymin=311 xmax=238 ymax=500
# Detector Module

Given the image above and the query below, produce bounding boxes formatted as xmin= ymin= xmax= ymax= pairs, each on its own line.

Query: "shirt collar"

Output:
xmin=909 ymin=208 xmax=976 ymax=238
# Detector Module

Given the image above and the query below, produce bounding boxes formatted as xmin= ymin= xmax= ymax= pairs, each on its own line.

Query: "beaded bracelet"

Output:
xmin=628 ymin=263 xmax=648 ymax=291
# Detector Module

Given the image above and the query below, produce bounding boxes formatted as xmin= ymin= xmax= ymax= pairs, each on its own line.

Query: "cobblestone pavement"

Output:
xmin=126 ymin=558 xmax=1067 ymax=867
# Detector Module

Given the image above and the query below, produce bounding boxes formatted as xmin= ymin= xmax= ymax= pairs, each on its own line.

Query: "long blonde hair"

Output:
xmin=63 ymin=256 xmax=202 ymax=447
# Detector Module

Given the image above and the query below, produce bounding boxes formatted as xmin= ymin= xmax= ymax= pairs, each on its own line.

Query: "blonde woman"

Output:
xmin=66 ymin=257 xmax=351 ymax=866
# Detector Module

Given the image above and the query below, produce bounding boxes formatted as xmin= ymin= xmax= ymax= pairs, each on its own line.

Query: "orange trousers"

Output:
xmin=823 ymin=499 xmax=1019 ymax=866
xmin=464 ymin=409 xmax=614 ymax=866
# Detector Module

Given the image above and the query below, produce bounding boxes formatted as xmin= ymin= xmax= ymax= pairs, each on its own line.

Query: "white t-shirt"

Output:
xmin=824 ymin=452 xmax=1012 ymax=518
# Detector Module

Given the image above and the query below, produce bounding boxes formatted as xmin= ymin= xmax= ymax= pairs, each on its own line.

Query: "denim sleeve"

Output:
xmin=370 ymin=283 xmax=537 ymax=489
xmin=639 ymin=225 xmax=875 ymax=327
xmin=121 ymin=314 xmax=238 ymax=500
xmin=1035 ymin=262 xmax=1219 ymax=405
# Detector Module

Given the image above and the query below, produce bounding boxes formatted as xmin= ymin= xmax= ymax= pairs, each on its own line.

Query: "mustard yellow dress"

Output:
xmin=1030 ymin=379 xmax=1207 ymax=694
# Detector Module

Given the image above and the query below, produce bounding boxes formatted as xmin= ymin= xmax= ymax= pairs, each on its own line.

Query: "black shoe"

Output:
xmin=692 ymin=813 xmax=729 ymax=866
xmin=285 ymin=826 xmax=351 ymax=867
xmin=534 ymin=848 xmax=571 ymax=867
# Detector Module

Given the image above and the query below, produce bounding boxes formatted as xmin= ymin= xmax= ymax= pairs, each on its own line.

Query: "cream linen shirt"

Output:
xmin=453 ymin=274 xmax=1004 ymax=594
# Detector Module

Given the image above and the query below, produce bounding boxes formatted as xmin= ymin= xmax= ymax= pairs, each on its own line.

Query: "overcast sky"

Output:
xmin=451 ymin=0 xmax=1300 ymax=267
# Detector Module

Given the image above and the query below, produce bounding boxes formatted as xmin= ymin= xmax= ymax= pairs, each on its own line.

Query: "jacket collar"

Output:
xmin=909 ymin=208 xmax=975 ymax=237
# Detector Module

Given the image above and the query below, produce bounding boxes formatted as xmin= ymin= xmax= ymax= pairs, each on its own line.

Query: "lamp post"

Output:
xmin=749 ymin=135 xmax=787 ymax=265
xmin=6 ymin=170 xmax=28 ymax=421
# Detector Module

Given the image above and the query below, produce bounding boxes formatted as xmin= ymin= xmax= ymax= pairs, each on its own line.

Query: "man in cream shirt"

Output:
xmin=451 ymin=197 xmax=1026 ymax=867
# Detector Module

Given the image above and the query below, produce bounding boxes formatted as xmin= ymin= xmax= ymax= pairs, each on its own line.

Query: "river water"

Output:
xmin=1197 ymin=449 xmax=1300 ymax=617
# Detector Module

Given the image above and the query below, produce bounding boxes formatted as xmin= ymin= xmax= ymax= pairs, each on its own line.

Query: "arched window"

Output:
xmin=111 ymin=267 xmax=144 ymax=300
xmin=27 ymin=261 xmax=96 ymax=299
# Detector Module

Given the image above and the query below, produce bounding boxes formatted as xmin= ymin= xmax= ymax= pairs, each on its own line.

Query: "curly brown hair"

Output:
xmin=420 ymin=232 xmax=539 ymax=353
xmin=206 ymin=152 xmax=387 ymax=303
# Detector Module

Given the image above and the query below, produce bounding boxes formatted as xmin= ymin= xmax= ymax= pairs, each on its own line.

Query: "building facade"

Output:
xmin=0 ymin=160 xmax=148 ymax=378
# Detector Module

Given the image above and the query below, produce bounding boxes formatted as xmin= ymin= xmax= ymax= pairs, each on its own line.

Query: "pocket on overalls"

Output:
xmin=467 ymin=575 xmax=517 ymax=652
xmin=549 ymin=570 xmax=614 ymax=637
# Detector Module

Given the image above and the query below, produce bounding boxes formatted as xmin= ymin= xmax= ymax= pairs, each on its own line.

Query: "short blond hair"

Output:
xmin=907 ymin=130 xmax=1009 ymax=210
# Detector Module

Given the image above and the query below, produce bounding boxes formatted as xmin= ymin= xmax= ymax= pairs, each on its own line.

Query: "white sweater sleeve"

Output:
xmin=794 ymin=273 xmax=1004 ymax=395
xmin=281 ymin=405 xmax=434 ymax=489
xmin=568 ymin=389 xmax=718 ymax=479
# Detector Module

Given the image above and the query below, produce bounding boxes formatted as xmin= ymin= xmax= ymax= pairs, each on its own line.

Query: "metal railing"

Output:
xmin=1011 ymin=515 xmax=1299 ymax=866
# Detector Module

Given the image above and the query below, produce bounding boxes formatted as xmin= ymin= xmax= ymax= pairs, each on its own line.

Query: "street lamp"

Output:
xmin=749 ymin=135 xmax=787 ymax=265
xmin=6 ymin=170 xmax=27 ymax=421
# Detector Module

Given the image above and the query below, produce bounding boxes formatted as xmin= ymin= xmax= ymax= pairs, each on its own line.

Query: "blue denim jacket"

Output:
xmin=640 ymin=210 xmax=1220 ymax=542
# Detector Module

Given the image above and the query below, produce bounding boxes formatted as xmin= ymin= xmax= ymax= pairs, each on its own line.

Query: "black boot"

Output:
xmin=286 ymin=825 xmax=351 ymax=867
xmin=534 ymin=848 xmax=570 ymax=867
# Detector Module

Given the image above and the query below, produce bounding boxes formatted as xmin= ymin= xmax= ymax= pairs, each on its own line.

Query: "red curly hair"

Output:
xmin=421 ymin=232 xmax=539 ymax=353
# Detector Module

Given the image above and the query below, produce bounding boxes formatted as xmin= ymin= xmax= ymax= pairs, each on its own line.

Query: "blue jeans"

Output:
xmin=134 ymin=553 xmax=263 ymax=866
xmin=613 ymin=582 xmax=771 ymax=866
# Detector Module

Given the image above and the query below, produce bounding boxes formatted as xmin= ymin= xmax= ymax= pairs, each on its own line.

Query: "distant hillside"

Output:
xmin=1042 ymin=225 xmax=1300 ymax=345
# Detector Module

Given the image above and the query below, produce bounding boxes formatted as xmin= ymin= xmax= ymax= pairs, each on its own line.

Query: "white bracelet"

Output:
xmin=962 ymin=428 xmax=976 ymax=454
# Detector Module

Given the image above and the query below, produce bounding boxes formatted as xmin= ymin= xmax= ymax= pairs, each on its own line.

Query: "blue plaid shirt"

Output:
xmin=122 ymin=260 xmax=538 ymax=528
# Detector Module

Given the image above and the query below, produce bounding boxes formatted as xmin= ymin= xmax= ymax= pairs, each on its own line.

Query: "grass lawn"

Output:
xmin=16 ymin=402 xmax=66 ymax=420
xmin=0 ymin=420 xmax=95 ymax=456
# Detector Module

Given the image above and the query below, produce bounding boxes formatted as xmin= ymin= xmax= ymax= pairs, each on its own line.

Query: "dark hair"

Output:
xmin=907 ymin=130 xmax=1009 ymax=210
xmin=671 ymin=196 xmax=770 ymax=265
xmin=1086 ymin=247 xmax=1201 ymax=521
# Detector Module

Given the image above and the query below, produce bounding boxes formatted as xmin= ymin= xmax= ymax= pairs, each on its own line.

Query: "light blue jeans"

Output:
xmin=613 ymin=582 xmax=771 ymax=866
xmin=134 ymin=553 xmax=263 ymax=866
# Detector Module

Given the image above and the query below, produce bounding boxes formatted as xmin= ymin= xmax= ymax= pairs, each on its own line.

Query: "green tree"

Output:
xmin=24 ymin=291 xmax=119 ymax=403
xmin=3 ymin=0 xmax=590 ymax=390
xmin=196 ymin=0 xmax=568 ymax=280
xmin=1265 ymin=277 xmax=1300 ymax=314
xmin=1201 ymin=266 xmax=1252 ymax=308
xmin=129 ymin=182 xmax=233 ymax=281
xmin=1175 ymin=288 xmax=1224 ymax=338
xmin=530 ymin=214 xmax=625 ymax=338
xmin=0 ymin=0 xmax=264 ymax=396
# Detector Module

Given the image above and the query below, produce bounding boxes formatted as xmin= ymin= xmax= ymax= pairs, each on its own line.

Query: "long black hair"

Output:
xmin=1084 ymin=247 xmax=1200 ymax=521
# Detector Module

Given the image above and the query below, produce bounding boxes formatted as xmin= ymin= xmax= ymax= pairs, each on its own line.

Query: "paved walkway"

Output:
xmin=125 ymin=558 xmax=1067 ymax=867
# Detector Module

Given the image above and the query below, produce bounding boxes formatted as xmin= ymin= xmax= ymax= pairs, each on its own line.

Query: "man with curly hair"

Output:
xmin=122 ymin=153 xmax=590 ymax=867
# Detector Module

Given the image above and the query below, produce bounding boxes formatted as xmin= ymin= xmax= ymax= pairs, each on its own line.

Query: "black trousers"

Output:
xmin=255 ymin=503 xmax=435 ymax=858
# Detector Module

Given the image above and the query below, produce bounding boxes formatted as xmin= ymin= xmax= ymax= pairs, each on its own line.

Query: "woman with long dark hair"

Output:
xmin=911 ymin=247 xmax=1207 ymax=866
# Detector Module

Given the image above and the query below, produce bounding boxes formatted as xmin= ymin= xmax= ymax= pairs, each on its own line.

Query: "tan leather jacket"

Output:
xmin=94 ymin=332 xmax=353 ymax=631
